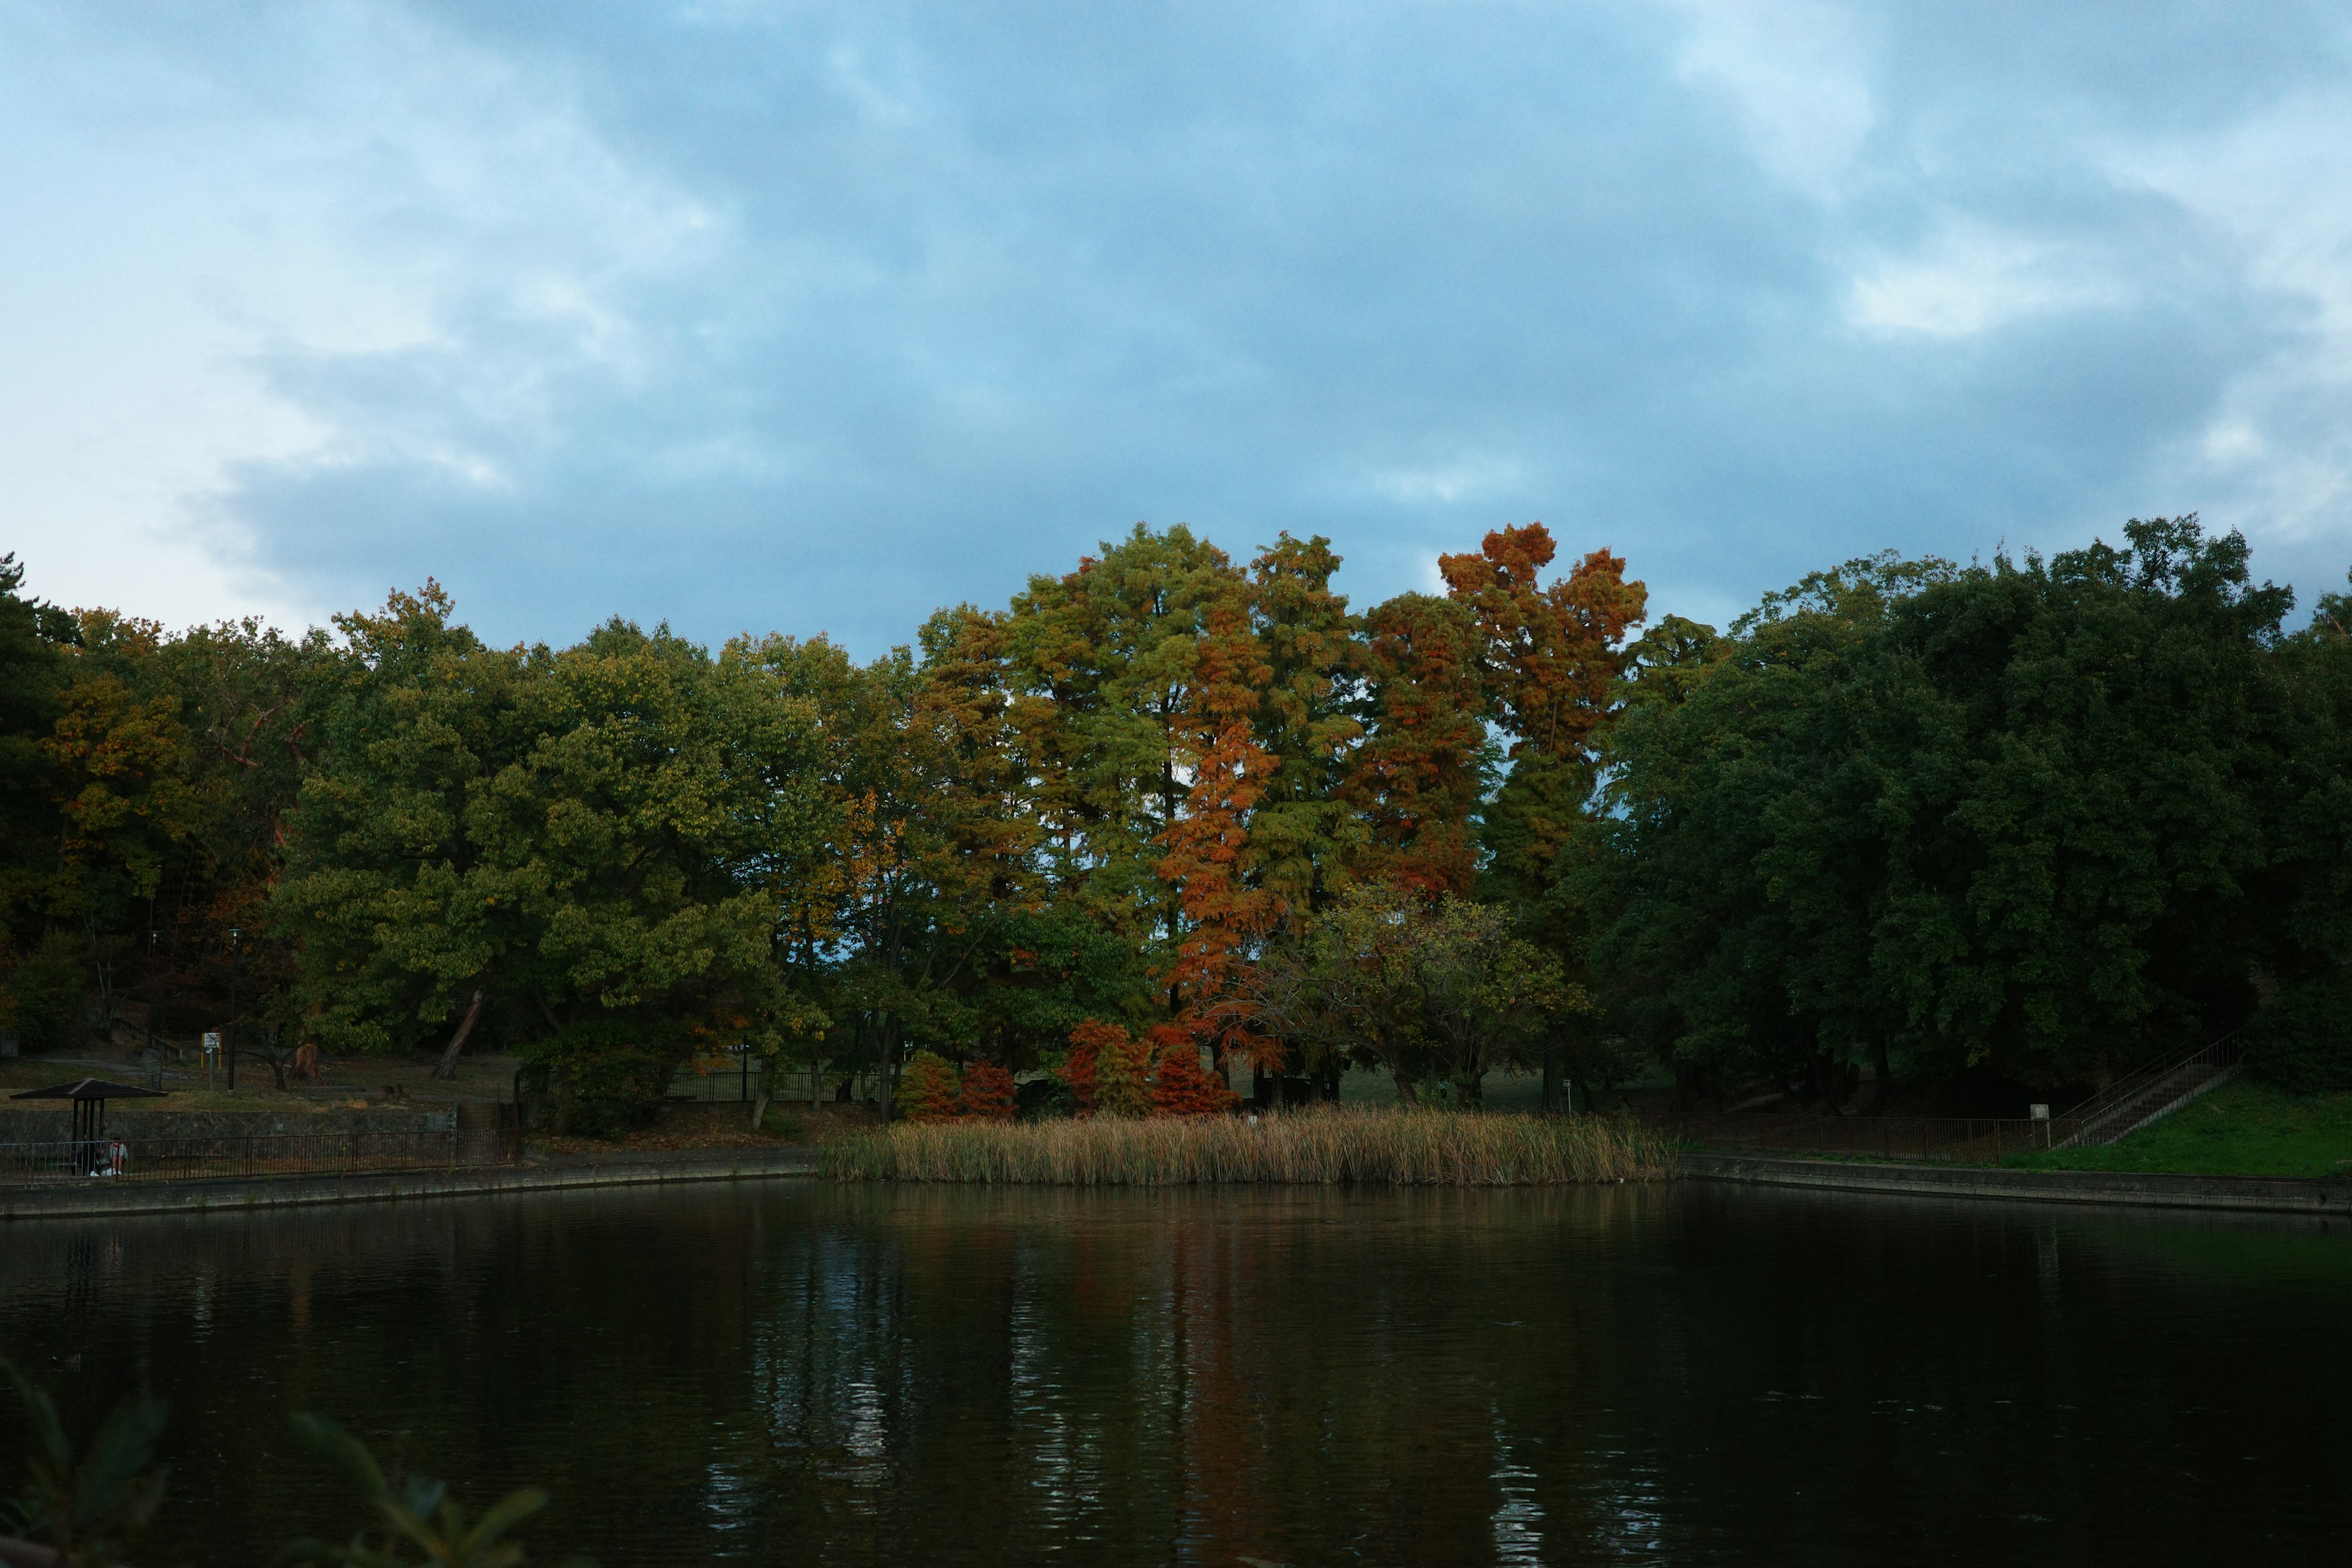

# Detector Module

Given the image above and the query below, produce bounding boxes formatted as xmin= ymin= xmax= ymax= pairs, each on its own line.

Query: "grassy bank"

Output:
xmin=2003 ymin=1078 xmax=2352 ymax=1180
xmin=822 ymin=1106 xmax=1672 ymax=1186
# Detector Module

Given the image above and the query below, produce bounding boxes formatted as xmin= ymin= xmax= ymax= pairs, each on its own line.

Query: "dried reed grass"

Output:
xmin=821 ymin=1105 xmax=1672 ymax=1186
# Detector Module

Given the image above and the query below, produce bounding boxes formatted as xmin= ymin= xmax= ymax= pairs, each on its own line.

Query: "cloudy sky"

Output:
xmin=7 ymin=1 xmax=2352 ymax=653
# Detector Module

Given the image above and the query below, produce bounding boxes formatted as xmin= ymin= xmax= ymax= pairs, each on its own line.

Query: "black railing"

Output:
xmin=0 ymin=1128 xmax=517 ymax=1186
xmin=1657 ymin=1112 xmax=2084 ymax=1164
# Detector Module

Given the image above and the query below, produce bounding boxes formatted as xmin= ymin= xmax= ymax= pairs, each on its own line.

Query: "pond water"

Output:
xmin=1 ymin=1182 xmax=2346 ymax=1566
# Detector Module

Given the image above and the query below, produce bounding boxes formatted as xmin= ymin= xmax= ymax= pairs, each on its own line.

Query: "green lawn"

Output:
xmin=2003 ymin=1077 xmax=2352 ymax=1180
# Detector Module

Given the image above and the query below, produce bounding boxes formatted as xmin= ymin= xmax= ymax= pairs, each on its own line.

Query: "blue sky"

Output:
xmin=8 ymin=1 xmax=2352 ymax=653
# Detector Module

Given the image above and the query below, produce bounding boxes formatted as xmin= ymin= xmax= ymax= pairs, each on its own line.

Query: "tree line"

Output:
xmin=3 ymin=513 xmax=2346 ymax=1130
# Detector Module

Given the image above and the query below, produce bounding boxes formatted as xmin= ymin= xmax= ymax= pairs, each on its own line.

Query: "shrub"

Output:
xmin=959 ymin=1061 xmax=1017 ymax=1121
xmin=1090 ymin=1025 xmax=1152 ymax=1120
xmin=524 ymin=1022 xmax=682 ymax=1138
xmin=1148 ymin=1023 xmax=1240 ymax=1117
xmin=2246 ymin=974 xmax=2352 ymax=1095
xmin=1058 ymin=1019 xmax=1129 ymax=1111
xmin=898 ymin=1050 xmax=962 ymax=1123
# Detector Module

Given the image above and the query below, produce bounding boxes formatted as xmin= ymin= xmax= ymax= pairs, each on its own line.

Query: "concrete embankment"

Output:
xmin=1681 ymin=1150 xmax=2352 ymax=1215
xmin=0 ymin=1145 xmax=816 ymax=1222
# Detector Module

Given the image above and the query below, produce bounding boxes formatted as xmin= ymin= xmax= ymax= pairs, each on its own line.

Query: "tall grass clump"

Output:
xmin=821 ymin=1105 xmax=1672 ymax=1186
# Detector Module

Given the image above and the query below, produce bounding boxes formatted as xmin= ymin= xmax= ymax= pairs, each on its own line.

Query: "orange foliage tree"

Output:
xmin=1344 ymin=594 xmax=1488 ymax=897
xmin=1147 ymin=1022 xmax=1240 ymax=1116
xmin=1060 ymin=1017 xmax=1148 ymax=1112
xmin=1438 ymin=522 xmax=1646 ymax=893
xmin=897 ymin=1049 xmax=962 ymax=1122
xmin=1156 ymin=587 xmax=1283 ymax=1080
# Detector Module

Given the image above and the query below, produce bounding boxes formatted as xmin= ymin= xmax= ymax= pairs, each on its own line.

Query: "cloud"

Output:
xmin=7 ymin=1 xmax=2352 ymax=650
xmin=1660 ymin=0 xmax=1877 ymax=197
xmin=1847 ymin=225 xmax=2125 ymax=339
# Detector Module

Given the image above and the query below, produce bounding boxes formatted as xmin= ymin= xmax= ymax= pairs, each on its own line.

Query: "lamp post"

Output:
xmin=226 ymin=927 xmax=243 ymax=1095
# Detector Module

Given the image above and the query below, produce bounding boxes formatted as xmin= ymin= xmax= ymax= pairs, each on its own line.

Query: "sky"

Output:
xmin=7 ymin=1 xmax=2352 ymax=655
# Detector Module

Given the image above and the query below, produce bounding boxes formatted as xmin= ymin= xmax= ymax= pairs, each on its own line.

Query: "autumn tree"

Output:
xmin=1435 ymin=522 xmax=1646 ymax=1109
xmin=897 ymin=1049 xmax=962 ymax=1122
xmin=1345 ymin=595 xmax=1490 ymax=897
xmin=1245 ymin=533 xmax=1363 ymax=916
xmin=1156 ymin=582 xmax=1280 ymax=1083
xmin=999 ymin=524 xmax=1244 ymax=944
xmin=1147 ymin=1022 xmax=1241 ymax=1115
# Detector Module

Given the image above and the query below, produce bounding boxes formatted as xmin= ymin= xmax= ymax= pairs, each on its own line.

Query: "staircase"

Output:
xmin=2051 ymin=1031 xmax=2242 ymax=1150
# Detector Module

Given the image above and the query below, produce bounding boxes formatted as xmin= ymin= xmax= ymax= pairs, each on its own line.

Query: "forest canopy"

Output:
xmin=5 ymin=513 xmax=2348 ymax=1131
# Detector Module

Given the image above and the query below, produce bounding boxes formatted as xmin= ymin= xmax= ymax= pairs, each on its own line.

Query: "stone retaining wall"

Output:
xmin=0 ymin=1145 xmax=816 ymax=1221
xmin=0 ymin=1108 xmax=461 ymax=1142
xmin=1680 ymin=1150 xmax=2352 ymax=1215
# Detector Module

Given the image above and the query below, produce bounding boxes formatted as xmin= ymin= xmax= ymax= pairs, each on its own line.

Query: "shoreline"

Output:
xmin=0 ymin=1145 xmax=816 ymax=1222
xmin=7 ymin=1142 xmax=2348 ymax=1221
xmin=1679 ymin=1150 xmax=2352 ymax=1215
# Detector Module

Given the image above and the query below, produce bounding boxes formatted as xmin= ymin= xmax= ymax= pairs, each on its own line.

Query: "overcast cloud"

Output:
xmin=7 ymin=1 xmax=2352 ymax=652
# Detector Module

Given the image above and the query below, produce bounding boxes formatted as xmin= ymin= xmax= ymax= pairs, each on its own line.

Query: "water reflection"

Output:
xmin=0 ymin=1183 xmax=2345 ymax=1565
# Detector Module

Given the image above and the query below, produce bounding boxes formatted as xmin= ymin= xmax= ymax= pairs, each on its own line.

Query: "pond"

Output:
xmin=1 ymin=1182 xmax=2346 ymax=1565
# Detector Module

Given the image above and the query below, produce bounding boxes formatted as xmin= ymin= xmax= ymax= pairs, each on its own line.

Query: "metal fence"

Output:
xmin=1656 ymin=1112 xmax=2086 ymax=1164
xmin=0 ymin=1128 xmax=517 ymax=1186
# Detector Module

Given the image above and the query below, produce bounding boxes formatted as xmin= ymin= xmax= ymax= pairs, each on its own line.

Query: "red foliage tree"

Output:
xmin=958 ymin=1060 xmax=1017 ymax=1121
xmin=1147 ymin=1022 xmax=1241 ymax=1116
xmin=1060 ymin=1017 xmax=1144 ymax=1112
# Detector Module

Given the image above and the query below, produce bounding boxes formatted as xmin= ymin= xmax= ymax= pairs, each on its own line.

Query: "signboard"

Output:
xmin=202 ymin=1032 xmax=221 ymax=1056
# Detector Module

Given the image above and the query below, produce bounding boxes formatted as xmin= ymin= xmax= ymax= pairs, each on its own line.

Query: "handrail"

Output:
xmin=2059 ymin=1030 xmax=2242 ymax=1124
xmin=1652 ymin=1112 xmax=2085 ymax=1164
xmin=2049 ymin=1029 xmax=2242 ymax=1150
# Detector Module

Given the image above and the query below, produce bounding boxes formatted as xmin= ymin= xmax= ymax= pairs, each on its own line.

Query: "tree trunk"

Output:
xmin=1540 ymin=1042 xmax=1563 ymax=1115
xmin=430 ymin=987 xmax=486 ymax=1081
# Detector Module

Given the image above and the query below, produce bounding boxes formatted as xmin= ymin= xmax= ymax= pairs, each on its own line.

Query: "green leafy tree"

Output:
xmin=1586 ymin=518 xmax=2305 ymax=1105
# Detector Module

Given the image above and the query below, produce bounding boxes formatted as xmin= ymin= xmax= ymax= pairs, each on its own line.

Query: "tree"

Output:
xmin=274 ymin=586 xmax=543 ymax=1064
xmin=897 ymin=1049 xmax=962 ymax=1122
xmin=1148 ymin=1022 xmax=1242 ymax=1115
xmin=1090 ymin=1020 xmax=1152 ymax=1119
xmin=1246 ymin=533 xmax=1363 ymax=917
xmin=1252 ymin=884 xmax=1573 ymax=1104
xmin=959 ymin=1060 xmax=1018 ymax=1120
xmin=1156 ymin=581 xmax=1280 ymax=1079
xmin=1585 ymin=519 xmax=2304 ymax=1105
xmin=1061 ymin=1017 xmax=1152 ymax=1115
xmin=1346 ymin=595 xmax=1490 ymax=897
xmin=1000 ymin=524 xmax=1246 ymax=944
xmin=1441 ymin=522 xmax=1647 ymax=1110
